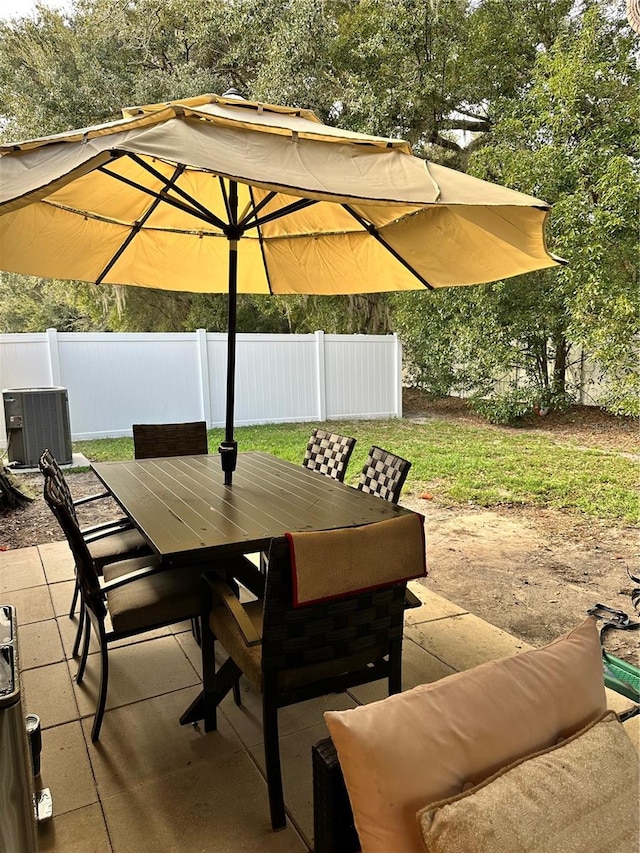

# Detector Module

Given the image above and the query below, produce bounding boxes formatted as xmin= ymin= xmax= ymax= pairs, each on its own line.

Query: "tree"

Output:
xmin=397 ymin=1 xmax=639 ymax=416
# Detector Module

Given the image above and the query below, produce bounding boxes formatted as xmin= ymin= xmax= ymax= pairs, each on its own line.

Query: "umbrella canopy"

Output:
xmin=0 ymin=92 xmax=562 ymax=482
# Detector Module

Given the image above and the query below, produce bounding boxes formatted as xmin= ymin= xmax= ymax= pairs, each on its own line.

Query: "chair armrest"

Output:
xmin=100 ymin=561 xmax=171 ymax=593
xmin=73 ymin=491 xmax=112 ymax=506
xmin=81 ymin=519 xmax=134 ymax=542
xmin=204 ymin=575 xmax=262 ymax=647
xmin=312 ymin=736 xmax=360 ymax=853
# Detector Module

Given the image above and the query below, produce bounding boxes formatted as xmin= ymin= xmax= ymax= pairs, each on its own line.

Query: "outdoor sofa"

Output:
xmin=312 ymin=616 xmax=639 ymax=853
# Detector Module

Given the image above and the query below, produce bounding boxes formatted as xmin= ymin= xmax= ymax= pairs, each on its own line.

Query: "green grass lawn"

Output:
xmin=76 ymin=418 xmax=639 ymax=525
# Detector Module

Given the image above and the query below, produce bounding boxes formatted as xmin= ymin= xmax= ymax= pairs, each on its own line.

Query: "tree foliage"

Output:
xmin=0 ymin=0 xmax=637 ymax=413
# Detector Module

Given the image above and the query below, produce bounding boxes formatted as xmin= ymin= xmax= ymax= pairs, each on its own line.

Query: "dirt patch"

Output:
xmin=402 ymin=499 xmax=638 ymax=663
xmin=1 ymin=394 xmax=638 ymax=668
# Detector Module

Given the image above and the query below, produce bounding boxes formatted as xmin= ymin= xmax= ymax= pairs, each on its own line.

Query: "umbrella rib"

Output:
xmin=117 ymin=152 xmax=229 ymax=230
xmin=238 ymin=191 xmax=277 ymax=229
xmin=342 ymin=205 xmax=435 ymax=290
xmin=248 ymin=185 xmax=275 ymax=295
xmin=99 ymin=162 xmax=225 ymax=230
xmin=249 ymin=197 xmax=318 ymax=230
xmin=217 ymin=176 xmax=237 ymax=234
xmin=95 ymin=164 xmax=186 ymax=285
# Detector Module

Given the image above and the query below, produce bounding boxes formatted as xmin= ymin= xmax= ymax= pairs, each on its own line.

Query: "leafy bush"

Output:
xmin=470 ymin=387 xmax=574 ymax=425
xmin=470 ymin=390 xmax=536 ymax=425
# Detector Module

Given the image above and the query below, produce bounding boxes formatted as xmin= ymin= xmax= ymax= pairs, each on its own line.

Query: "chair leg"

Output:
xmin=263 ymin=688 xmax=286 ymax=831
xmin=69 ymin=574 xmax=79 ymax=618
xmin=233 ymin=677 xmax=242 ymax=706
xmin=75 ymin=611 xmax=91 ymax=683
xmin=72 ymin=600 xmax=85 ymax=658
xmin=91 ymin=631 xmax=109 ymax=742
xmin=202 ymin=614 xmax=218 ymax=733
xmin=191 ymin=617 xmax=201 ymax=646
xmin=389 ymin=638 xmax=402 ymax=695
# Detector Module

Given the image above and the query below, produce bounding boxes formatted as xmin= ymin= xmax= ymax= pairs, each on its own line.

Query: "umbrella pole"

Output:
xmin=219 ymin=183 xmax=239 ymax=486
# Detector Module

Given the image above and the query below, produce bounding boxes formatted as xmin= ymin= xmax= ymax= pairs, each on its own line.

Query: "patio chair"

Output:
xmin=302 ymin=428 xmax=356 ymax=482
xmin=200 ymin=514 xmax=425 ymax=831
xmin=132 ymin=420 xmax=209 ymax=644
xmin=132 ymin=420 xmax=208 ymax=459
xmin=43 ymin=473 xmax=216 ymax=742
xmin=39 ymin=449 xmax=151 ymax=653
xmin=357 ymin=445 xmax=411 ymax=503
xmin=357 ymin=446 xmax=420 ymax=609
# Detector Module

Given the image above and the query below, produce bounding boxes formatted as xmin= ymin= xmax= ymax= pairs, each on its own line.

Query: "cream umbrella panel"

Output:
xmin=0 ymin=93 xmax=562 ymax=482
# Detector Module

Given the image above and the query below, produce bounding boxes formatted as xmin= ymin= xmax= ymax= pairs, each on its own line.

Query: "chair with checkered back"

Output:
xmin=302 ymin=428 xmax=356 ymax=482
xmin=357 ymin=446 xmax=420 ymax=609
xmin=357 ymin=445 xmax=411 ymax=504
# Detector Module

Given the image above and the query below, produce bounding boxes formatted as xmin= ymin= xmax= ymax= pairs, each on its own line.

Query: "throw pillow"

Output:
xmin=417 ymin=711 xmax=639 ymax=853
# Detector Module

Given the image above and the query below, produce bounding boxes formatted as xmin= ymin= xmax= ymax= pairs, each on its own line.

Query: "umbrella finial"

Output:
xmin=223 ymin=88 xmax=245 ymax=100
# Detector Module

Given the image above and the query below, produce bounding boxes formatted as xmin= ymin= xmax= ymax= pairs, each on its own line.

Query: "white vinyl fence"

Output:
xmin=0 ymin=329 xmax=403 ymax=445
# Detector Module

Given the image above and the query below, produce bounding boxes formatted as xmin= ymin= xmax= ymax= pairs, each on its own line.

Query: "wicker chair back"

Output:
xmin=357 ymin=445 xmax=411 ymax=504
xmin=302 ymin=428 xmax=356 ymax=482
xmin=262 ymin=535 xmax=406 ymax=678
xmin=132 ymin=421 xmax=208 ymax=459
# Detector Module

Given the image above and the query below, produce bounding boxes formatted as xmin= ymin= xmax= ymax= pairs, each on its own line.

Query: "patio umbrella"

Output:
xmin=0 ymin=92 xmax=562 ymax=484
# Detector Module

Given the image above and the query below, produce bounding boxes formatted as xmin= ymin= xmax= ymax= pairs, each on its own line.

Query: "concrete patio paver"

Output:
xmin=0 ymin=545 xmax=47 ymax=593
xmin=38 ymin=803 xmax=112 ymax=853
xmin=22 ymin=660 xmax=80 ymax=729
xmin=408 ymin=610 xmax=532 ymax=671
xmin=38 ymin=721 xmax=99 ymax=815
xmin=70 ymin=635 xmax=201 ymax=718
xmin=17 ymin=617 xmax=65 ymax=669
xmin=1 ymin=582 xmax=55 ymax=623
xmin=82 ymin=688 xmax=245 ymax=800
xmin=102 ymin=752 xmax=308 ymax=853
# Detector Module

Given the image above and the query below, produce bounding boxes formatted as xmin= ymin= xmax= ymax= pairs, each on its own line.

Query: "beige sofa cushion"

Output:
xmin=324 ymin=617 xmax=606 ymax=853
xmin=417 ymin=711 xmax=639 ymax=853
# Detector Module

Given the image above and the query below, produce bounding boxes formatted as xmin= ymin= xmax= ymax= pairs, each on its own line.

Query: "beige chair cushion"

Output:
xmin=622 ymin=710 xmax=639 ymax=750
xmin=105 ymin=560 xmax=202 ymax=634
xmin=88 ymin=526 xmax=150 ymax=570
xmin=324 ymin=617 xmax=607 ymax=853
xmin=417 ymin=711 xmax=639 ymax=853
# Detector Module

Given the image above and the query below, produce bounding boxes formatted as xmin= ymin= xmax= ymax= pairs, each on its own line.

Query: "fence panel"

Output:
xmin=325 ymin=334 xmax=400 ymax=419
xmin=223 ymin=334 xmax=320 ymax=426
xmin=0 ymin=330 xmax=401 ymax=446
xmin=57 ymin=333 xmax=204 ymax=439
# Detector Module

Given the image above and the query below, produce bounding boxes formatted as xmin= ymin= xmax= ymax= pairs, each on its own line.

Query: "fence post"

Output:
xmin=196 ymin=329 xmax=212 ymax=427
xmin=46 ymin=328 xmax=61 ymax=386
xmin=394 ymin=334 xmax=403 ymax=418
xmin=315 ymin=330 xmax=327 ymax=421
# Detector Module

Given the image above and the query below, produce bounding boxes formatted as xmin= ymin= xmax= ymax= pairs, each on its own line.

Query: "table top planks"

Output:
xmin=92 ymin=451 xmax=412 ymax=564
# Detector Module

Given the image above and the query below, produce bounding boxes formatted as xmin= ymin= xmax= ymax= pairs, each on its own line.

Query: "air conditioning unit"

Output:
xmin=3 ymin=387 xmax=72 ymax=468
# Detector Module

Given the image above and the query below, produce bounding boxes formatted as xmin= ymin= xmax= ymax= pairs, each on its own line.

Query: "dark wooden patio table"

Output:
xmin=91 ymin=451 xmax=412 ymax=565
xmin=91 ymin=451 xmax=414 ymax=725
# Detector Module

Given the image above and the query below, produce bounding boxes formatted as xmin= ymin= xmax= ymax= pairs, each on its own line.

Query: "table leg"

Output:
xmin=179 ymin=657 xmax=242 ymax=728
